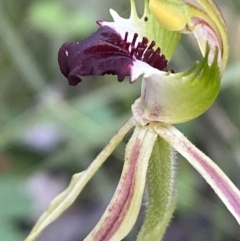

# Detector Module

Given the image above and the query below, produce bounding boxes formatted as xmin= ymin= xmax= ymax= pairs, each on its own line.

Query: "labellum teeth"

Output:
xmin=58 ymin=26 xmax=169 ymax=86
xmin=122 ymin=32 xmax=168 ymax=72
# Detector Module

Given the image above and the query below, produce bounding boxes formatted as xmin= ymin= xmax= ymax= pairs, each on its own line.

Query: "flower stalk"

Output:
xmin=137 ymin=137 xmax=177 ymax=241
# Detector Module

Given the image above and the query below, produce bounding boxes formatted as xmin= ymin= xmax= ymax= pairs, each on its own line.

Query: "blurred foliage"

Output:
xmin=0 ymin=175 xmax=31 ymax=241
xmin=0 ymin=0 xmax=240 ymax=241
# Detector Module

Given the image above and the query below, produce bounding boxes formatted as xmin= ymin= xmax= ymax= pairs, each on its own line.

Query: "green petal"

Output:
xmin=84 ymin=124 xmax=157 ymax=241
xmin=132 ymin=45 xmax=221 ymax=124
xmin=194 ymin=0 xmax=229 ymax=70
xmin=137 ymin=136 xmax=177 ymax=241
xmin=149 ymin=0 xmax=187 ymax=31
xmin=149 ymin=0 xmax=228 ymax=71
xmin=155 ymin=123 xmax=240 ymax=225
xmin=23 ymin=118 xmax=135 ymax=241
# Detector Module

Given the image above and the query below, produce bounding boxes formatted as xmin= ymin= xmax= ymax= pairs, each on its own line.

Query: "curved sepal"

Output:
xmin=84 ymin=125 xmax=157 ymax=241
xmin=149 ymin=0 xmax=228 ymax=71
xmin=193 ymin=0 xmax=229 ymax=70
xmin=132 ymin=45 xmax=220 ymax=125
xmin=155 ymin=123 xmax=240 ymax=225
xmin=23 ymin=118 xmax=135 ymax=241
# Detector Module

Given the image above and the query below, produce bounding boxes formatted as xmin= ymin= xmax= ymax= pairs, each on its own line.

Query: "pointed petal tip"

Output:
xmin=97 ymin=20 xmax=103 ymax=26
xmin=109 ymin=8 xmax=121 ymax=21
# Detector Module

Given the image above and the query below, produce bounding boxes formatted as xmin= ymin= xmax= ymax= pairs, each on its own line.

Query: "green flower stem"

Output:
xmin=155 ymin=123 xmax=240 ymax=225
xmin=24 ymin=117 xmax=135 ymax=241
xmin=137 ymin=136 xmax=177 ymax=241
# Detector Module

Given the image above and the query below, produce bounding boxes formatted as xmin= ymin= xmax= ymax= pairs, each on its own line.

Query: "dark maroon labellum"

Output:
xmin=58 ymin=26 xmax=133 ymax=85
xmin=58 ymin=26 xmax=168 ymax=86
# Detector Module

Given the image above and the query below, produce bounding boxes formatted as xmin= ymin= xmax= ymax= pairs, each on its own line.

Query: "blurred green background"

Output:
xmin=0 ymin=0 xmax=240 ymax=240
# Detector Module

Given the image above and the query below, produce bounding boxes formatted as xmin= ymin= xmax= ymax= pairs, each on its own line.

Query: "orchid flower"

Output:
xmin=24 ymin=0 xmax=240 ymax=240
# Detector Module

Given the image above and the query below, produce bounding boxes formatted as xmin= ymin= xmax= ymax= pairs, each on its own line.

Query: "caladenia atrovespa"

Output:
xmin=24 ymin=0 xmax=240 ymax=241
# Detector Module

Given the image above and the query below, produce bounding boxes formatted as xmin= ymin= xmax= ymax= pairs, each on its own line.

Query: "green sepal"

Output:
xmin=137 ymin=135 xmax=177 ymax=241
xmin=108 ymin=0 xmax=180 ymax=60
xmin=132 ymin=45 xmax=221 ymax=124
xmin=160 ymin=45 xmax=221 ymax=123
xmin=149 ymin=0 xmax=229 ymax=71
xmin=141 ymin=0 xmax=181 ymax=60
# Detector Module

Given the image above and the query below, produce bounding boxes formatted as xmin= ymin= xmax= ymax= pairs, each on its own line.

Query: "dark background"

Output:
xmin=0 ymin=0 xmax=240 ymax=240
